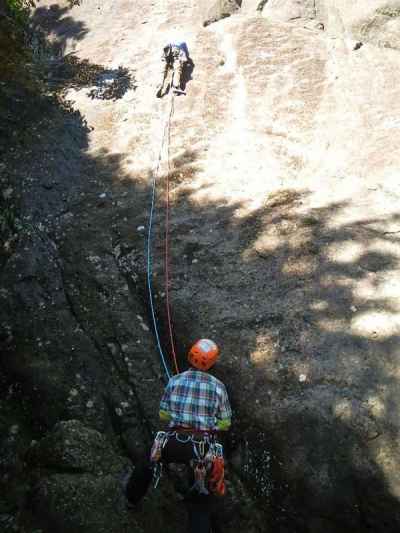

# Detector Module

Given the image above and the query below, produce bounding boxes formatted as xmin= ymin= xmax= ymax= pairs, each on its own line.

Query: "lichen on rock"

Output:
xmin=357 ymin=4 xmax=400 ymax=49
xmin=203 ymin=0 xmax=242 ymax=27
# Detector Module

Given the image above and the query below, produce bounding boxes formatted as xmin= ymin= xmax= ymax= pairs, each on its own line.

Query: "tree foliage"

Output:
xmin=5 ymin=0 xmax=35 ymax=23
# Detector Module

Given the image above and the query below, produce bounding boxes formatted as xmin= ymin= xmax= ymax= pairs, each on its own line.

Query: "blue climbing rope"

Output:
xmin=147 ymin=168 xmax=171 ymax=380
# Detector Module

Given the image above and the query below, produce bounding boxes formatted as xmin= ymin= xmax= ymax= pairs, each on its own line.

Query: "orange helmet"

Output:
xmin=188 ymin=339 xmax=219 ymax=371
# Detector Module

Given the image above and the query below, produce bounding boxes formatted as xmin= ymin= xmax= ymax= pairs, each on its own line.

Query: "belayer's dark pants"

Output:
xmin=126 ymin=433 xmax=207 ymax=504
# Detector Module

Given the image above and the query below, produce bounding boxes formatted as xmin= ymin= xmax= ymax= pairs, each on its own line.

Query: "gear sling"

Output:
xmin=125 ymin=430 xmax=226 ymax=507
xmin=151 ymin=430 xmax=226 ymax=497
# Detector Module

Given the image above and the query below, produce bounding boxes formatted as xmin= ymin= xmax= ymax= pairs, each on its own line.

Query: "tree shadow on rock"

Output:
xmin=128 ymin=178 xmax=400 ymax=532
xmin=87 ymin=66 xmax=136 ymax=100
xmin=198 ymin=189 xmax=400 ymax=533
xmin=30 ymin=5 xmax=136 ymax=100
xmin=31 ymin=3 xmax=88 ymax=56
xmin=50 ymin=55 xmax=137 ymax=100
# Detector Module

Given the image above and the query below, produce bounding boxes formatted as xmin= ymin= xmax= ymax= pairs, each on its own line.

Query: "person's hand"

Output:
xmin=216 ymin=418 xmax=231 ymax=431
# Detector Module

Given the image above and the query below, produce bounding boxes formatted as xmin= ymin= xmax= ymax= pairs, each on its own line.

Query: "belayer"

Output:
xmin=156 ymin=39 xmax=193 ymax=97
xmin=125 ymin=339 xmax=232 ymax=529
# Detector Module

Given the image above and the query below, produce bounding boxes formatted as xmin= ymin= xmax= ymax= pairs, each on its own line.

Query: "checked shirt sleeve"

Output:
xmin=159 ymin=379 xmax=173 ymax=413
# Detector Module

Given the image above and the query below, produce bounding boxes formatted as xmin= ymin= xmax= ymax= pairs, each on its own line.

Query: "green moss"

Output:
xmin=302 ymin=216 xmax=319 ymax=226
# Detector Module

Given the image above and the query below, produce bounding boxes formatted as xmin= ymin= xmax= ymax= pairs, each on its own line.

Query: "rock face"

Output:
xmin=260 ymin=0 xmax=316 ymax=21
xmin=357 ymin=6 xmax=400 ymax=49
xmin=2 ymin=0 xmax=400 ymax=532
xmin=203 ymin=0 xmax=242 ymax=27
xmin=25 ymin=420 xmax=135 ymax=533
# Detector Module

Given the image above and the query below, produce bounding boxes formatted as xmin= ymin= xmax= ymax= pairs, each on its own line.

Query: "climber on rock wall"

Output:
xmin=156 ymin=39 xmax=193 ymax=97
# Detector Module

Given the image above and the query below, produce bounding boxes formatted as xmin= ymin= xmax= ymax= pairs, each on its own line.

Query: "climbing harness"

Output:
xmin=146 ymin=90 xmax=180 ymax=379
xmin=149 ymin=430 xmax=225 ymax=496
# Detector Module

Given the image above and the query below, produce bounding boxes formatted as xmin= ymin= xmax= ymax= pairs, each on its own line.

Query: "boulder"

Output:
xmin=25 ymin=420 xmax=137 ymax=533
xmin=27 ymin=420 xmax=125 ymax=473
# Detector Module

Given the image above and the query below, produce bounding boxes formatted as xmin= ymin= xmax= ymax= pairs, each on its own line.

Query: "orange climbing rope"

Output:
xmin=164 ymin=93 xmax=179 ymax=375
xmin=147 ymin=90 xmax=180 ymax=378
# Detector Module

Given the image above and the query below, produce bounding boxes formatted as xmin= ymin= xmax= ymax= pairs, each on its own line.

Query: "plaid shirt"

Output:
xmin=160 ymin=369 xmax=232 ymax=431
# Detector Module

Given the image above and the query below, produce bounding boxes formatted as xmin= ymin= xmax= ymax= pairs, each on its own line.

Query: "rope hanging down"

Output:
xmin=164 ymin=95 xmax=179 ymax=375
xmin=146 ymin=91 xmax=179 ymax=380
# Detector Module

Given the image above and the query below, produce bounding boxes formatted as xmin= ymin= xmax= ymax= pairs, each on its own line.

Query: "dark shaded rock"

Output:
xmin=203 ymin=0 xmax=242 ymax=27
xmin=25 ymin=420 xmax=138 ymax=533
xmin=30 ymin=473 xmax=136 ymax=533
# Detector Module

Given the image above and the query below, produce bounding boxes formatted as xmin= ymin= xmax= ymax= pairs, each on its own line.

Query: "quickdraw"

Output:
xmin=150 ymin=431 xmax=169 ymax=488
xmin=150 ymin=431 xmax=169 ymax=463
xmin=191 ymin=461 xmax=209 ymax=495
xmin=153 ymin=461 xmax=163 ymax=488
xmin=190 ymin=437 xmax=225 ymax=497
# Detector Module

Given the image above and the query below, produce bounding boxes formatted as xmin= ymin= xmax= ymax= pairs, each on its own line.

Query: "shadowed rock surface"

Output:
xmin=2 ymin=0 xmax=400 ymax=532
